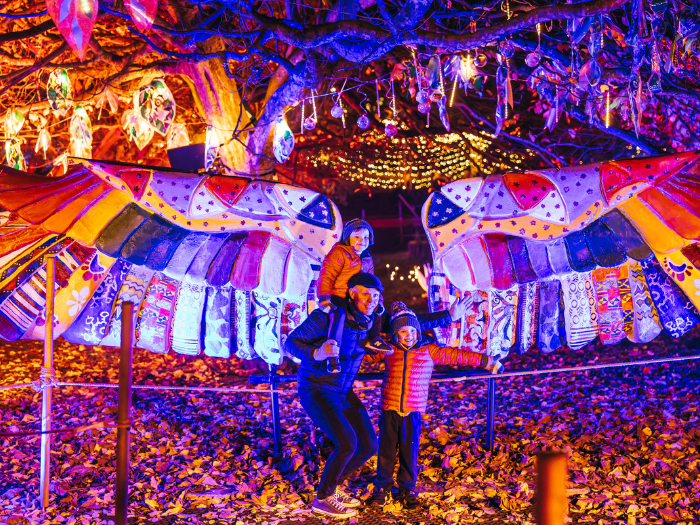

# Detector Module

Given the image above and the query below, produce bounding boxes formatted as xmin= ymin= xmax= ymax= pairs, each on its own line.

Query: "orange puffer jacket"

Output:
xmin=318 ymin=243 xmax=374 ymax=300
xmin=370 ymin=337 xmax=485 ymax=413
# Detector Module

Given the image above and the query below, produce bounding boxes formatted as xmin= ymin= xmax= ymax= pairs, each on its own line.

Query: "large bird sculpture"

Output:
xmin=423 ymin=151 xmax=700 ymax=360
xmin=0 ymin=158 xmax=340 ymax=365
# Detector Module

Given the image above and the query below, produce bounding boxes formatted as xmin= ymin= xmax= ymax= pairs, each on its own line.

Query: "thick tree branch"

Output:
xmin=0 ymin=41 xmax=67 ymax=95
xmin=0 ymin=17 xmax=53 ymax=43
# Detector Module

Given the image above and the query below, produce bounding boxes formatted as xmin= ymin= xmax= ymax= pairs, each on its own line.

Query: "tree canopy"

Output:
xmin=2 ymin=0 xmax=700 ymax=195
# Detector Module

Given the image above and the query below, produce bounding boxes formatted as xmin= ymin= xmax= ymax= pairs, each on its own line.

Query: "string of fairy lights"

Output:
xmin=305 ymin=129 xmax=534 ymax=189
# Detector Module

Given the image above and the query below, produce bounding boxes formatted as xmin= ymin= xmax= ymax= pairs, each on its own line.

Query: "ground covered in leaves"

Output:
xmin=1 ymin=327 xmax=699 ymax=525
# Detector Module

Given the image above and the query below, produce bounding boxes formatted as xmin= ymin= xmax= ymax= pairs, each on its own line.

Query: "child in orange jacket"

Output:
xmin=367 ymin=301 xmax=503 ymax=509
xmin=318 ymin=219 xmax=390 ymax=356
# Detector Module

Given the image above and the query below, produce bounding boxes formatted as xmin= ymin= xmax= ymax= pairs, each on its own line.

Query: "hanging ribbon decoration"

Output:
xmin=3 ymin=108 xmax=26 ymax=171
xmin=46 ymin=0 xmax=98 ymax=61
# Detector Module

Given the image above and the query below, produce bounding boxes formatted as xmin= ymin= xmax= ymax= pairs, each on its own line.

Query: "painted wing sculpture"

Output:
xmin=0 ymin=158 xmax=341 ymax=364
xmin=423 ymin=151 xmax=700 ymax=360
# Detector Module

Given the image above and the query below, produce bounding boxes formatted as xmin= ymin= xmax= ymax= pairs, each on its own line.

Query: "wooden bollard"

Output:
xmin=535 ymin=451 xmax=568 ymax=525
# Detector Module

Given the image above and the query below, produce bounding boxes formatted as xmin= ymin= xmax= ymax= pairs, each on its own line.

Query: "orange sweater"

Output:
xmin=368 ymin=338 xmax=485 ymax=413
xmin=317 ymin=243 xmax=374 ymax=300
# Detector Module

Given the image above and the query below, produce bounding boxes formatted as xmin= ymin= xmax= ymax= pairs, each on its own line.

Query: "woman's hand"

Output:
xmin=449 ymin=295 xmax=473 ymax=321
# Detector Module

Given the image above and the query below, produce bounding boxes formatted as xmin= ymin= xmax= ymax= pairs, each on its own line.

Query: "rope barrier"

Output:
xmin=430 ymin=353 xmax=700 ymax=384
xmin=0 ymin=418 xmax=125 ymax=439
xmin=1 ymin=354 xmax=697 ymax=395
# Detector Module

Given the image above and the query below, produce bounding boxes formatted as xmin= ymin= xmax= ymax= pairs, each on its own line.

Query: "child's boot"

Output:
xmin=368 ymin=486 xmax=390 ymax=507
xmin=364 ymin=337 xmax=393 ymax=355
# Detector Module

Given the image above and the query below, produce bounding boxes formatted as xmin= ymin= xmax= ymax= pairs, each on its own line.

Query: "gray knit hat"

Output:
xmin=341 ymin=219 xmax=374 ymax=246
xmin=389 ymin=301 xmax=421 ymax=342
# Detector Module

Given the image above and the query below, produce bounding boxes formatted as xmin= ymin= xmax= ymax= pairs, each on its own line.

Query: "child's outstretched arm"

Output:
xmin=429 ymin=344 xmax=503 ymax=373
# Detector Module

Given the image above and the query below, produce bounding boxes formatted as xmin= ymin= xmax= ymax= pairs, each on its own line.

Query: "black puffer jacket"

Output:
xmin=285 ymin=299 xmax=452 ymax=395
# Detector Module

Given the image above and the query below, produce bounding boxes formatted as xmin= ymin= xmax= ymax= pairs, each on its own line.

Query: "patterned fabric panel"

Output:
xmin=280 ymin=294 xmax=308 ymax=361
xmin=119 ymin=214 xmax=174 ymax=266
xmin=560 ymin=272 xmax=598 ymax=350
xmin=162 ymin=232 xmax=208 ymax=279
xmin=506 ymin=236 xmax=537 ymax=283
xmin=95 ymin=203 xmax=151 ymax=257
xmin=538 ymin=279 xmax=565 ymax=353
xmin=144 ymin=226 xmax=190 ymax=272
xmin=618 ymin=198 xmax=685 ymax=254
xmin=135 ymin=273 xmax=179 ymax=353
xmin=251 ymin=292 xmax=284 ymax=365
xmin=428 ymin=272 xmax=460 ymax=347
xmin=627 ymin=260 xmax=663 ymax=343
xmin=258 ymin=235 xmax=292 ymax=296
xmin=524 ymin=239 xmax=554 ymax=279
xmin=592 ymin=267 xmax=626 ymax=345
xmin=232 ymin=289 xmax=254 ymax=359
xmin=460 ymin=290 xmax=489 ymax=354
xmin=546 ymin=238 xmax=574 ymax=275
xmin=516 ymin=282 xmax=539 ymax=354
xmin=482 ymin=234 xmax=516 ymax=290
xmin=62 ymin=258 xmax=132 ymax=345
xmin=487 ymin=286 xmax=518 ymax=359
xmin=564 ymin=231 xmax=596 ymax=272
xmin=641 ymin=257 xmax=699 ymax=337
xmin=203 ymin=286 xmax=232 ymax=358
xmin=170 ymin=280 xmax=207 ymax=355
xmin=101 ymin=265 xmax=154 ymax=347
xmin=206 ymin=233 xmax=246 ymax=287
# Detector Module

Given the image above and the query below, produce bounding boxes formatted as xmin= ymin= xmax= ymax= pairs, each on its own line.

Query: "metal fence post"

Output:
xmin=115 ymin=302 xmax=134 ymax=524
xmin=486 ymin=377 xmax=496 ymax=451
xmin=39 ymin=256 xmax=56 ymax=509
xmin=269 ymin=364 xmax=282 ymax=456
xmin=535 ymin=451 xmax=568 ymax=525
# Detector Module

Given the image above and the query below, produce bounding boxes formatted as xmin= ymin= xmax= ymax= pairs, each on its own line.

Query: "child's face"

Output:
xmin=397 ymin=326 xmax=418 ymax=348
xmin=348 ymin=228 xmax=370 ymax=254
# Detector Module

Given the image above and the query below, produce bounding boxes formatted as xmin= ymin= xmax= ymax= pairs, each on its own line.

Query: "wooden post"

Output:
xmin=535 ymin=452 xmax=568 ymax=525
xmin=269 ymin=364 xmax=282 ymax=457
xmin=39 ymin=256 xmax=56 ymax=509
xmin=486 ymin=377 xmax=495 ymax=451
xmin=115 ymin=302 xmax=134 ymax=524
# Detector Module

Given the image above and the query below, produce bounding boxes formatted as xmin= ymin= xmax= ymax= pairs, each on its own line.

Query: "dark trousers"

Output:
xmin=299 ymin=387 xmax=378 ymax=500
xmin=375 ymin=409 xmax=421 ymax=493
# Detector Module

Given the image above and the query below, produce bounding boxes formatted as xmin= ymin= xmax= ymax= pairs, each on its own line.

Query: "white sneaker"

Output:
xmin=335 ymin=486 xmax=361 ymax=508
xmin=311 ymin=493 xmax=357 ymax=518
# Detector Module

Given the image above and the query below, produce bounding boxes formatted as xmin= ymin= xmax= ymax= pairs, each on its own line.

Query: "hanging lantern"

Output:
xmin=416 ymin=90 xmax=429 ymax=104
xmin=4 ymin=139 xmax=25 ymax=171
xmin=384 ymin=122 xmax=397 ymax=137
xmin=125 ymin=0 xmax=159 ymax=32
xmin=166 ymin=123 xmax=190 ymax=149
xmin=96 ymin=88 xmax=119 ymax=119
xmin=3 ymin=108 xmax=25 ymax=139
xmin=273 ymin=115 xmax=295 ymax=163
xmin=135 ymin=79 xmax=176 ymax=136
xmin=525 ymin=51 xmax=541 ymax=67
xmin=417 ymin=102 xmax=431 ymax=114
xmin=474 ymin=53 xmax=488 ymax=67
xmin=357 ymin=115 xmax=370 ymax=129
xmin=46 ymin=0 xmax=98 ymax=61
xmin=499 ymin=41 xmax=515 ymax=59
xmin=69 ymin=106 xmax=92 ymax=158
xmin=35 ymin=116 xmax=52 ymax=159
xmin=303 ymin=117 xmax=317 ymax=131
xmin=47 ymin=69 xmax=73 ymax=117
xmin=330 ymin=104 xmax=343 ymax=118
xmin=122 ymin=109 xmax=154 ymax=151
xmin=204 ymin=126 xmax=221 ymax=170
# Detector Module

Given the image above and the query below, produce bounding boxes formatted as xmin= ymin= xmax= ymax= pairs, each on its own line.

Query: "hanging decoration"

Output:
xmin=384 ymin=77 xmax=398 ymax=137
xmin=122 ymin=109 xmax=154 ymax=151
xmin=135 ymin=79 xmax=176 ymax=136
xmin=69 ymin=106 xmax=93 ymax=158
xmin=4 ymin=139 xmax=25 ymax=171
xmin=273 ymin=114 xmax=295 ymax=164
xmin=166 ymin=123 xmax=190 ymax=149
xmin=331 ymin=81 xmax=347 ymax=128
xmin=303 ymin=90 xmax=317 ymax=131
xmin=3 ymin=108 xmax=25 ymax=171
xmin=96 ymin=88 xmax=119 ymax=119
xmin=494 ymin=52 xmax=513 ymax=137
xmin=47 ymin=69 xmax=73 ymax=117
xmin=648 ymin=40 xmax=663 ymax=93
xmin=357 ymin=114 xmax=370 ymax=129
xmin=204 ymin=125 xmax=221 ymax=170
xmin=125 ymin=0 xmax=159 ymax=33
xmin=35 ymin=116 xmax=52 ymax=159
xmin=526 ymin=24 xmax=542 ymax=67
xmin=46 ymin=0 xmax=98 ymax=61
xmin=4 ymin=108 xmax=25 ymax=139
